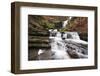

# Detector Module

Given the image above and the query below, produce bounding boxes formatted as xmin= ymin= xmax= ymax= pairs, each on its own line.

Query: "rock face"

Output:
xmin=28 ymin=15 xmax=50 ymax=60
xmin=65 ymin=39 xmax=88 ymax=58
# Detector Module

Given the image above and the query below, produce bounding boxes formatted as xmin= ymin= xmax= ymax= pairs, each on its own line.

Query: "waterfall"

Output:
xmin=62 ymin=17 xmax=72 ymax=28
xmin=38 ymin=29 xmax=87 ymax=60
xmin=38 ymin=29 xmax=82 ymax=59
xmin=62 ymin=20 xmax=68 ymax=28
xmin=49 ymin=30 xmax=70 ymax=59
xmin=64 ymin=32 xmax=80 ymax=40
xmin=48 ymin=29 xmax=83 ymax=59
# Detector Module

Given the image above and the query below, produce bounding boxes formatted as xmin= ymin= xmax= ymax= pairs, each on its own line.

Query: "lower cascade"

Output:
xmin=38 ymin=29 xmax=88 ymax=60
xmin=50 ymin=32 xmax=70 ymax=59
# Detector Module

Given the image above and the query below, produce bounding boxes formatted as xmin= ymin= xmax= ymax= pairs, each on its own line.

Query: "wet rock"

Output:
xmin=65 ymin=39 xmax=88 ymax=58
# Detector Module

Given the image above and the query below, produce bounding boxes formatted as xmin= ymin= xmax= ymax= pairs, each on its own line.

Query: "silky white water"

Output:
xmin=49 ymin=30 xmax=70 ymax=59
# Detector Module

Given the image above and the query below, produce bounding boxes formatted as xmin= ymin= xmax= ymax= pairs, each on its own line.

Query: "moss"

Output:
xmin=46 ymin=23 xmax=55 ymax=29
xmin=59 ymin=28 xmax=68 ymax=32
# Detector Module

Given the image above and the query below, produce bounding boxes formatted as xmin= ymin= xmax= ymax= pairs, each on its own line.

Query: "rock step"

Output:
xmin=29 ymin=36 xmax=49 ymax=40
xmin=28 ymin=49 xmax=38 ymax=60
xmin=29 ymin=31 xmax=49 ymax=36
xmin=29 ymin=43 xmax=51 ymax=49
xmin=29 ymin=36 xmax=49 ymax=43
xmin=29 ymin=39 xmax=49 ymax=44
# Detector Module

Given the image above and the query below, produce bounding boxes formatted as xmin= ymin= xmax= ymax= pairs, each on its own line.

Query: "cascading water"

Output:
xmin=48 ymin=29 xmax=87 ymax=59
xmin=49 ymin=30 xmax=71 ymax=59
xmin=62 ymin=20 xmax=68 ymax=28
xmin=62 ymin=17 xmax=72 ymax=28
xmin=64 ymin=32 xmax=80 ymax=40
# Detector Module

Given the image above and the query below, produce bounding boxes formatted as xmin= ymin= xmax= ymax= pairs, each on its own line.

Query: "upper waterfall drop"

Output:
xmin=62 ymin=20 xmax=68 ymax=28
xmin=62 ymin=17 xmax=72 ymax=28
